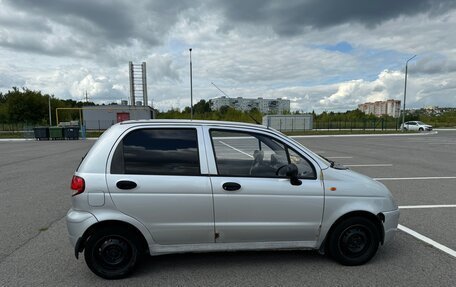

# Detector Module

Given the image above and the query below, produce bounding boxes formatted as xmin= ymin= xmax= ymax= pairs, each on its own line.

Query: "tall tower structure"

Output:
xmin=129 ymin=61 xmax=148 ymax=106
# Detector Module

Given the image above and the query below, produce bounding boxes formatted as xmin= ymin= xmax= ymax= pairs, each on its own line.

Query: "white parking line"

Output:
xmin=374 ymin=176 xmax=456 ymax=181
xmin=0 ymin=138 xmax=34 ymax=142
xmin=345 ymin=164 xmax=393 ymax=167
xmin=399 ymin=204 xmax=456 ymax=209
xmin=218 ymin=140 xmax=253 ymax=158
xmin=398 ymin=224 xmax=456 ymax=258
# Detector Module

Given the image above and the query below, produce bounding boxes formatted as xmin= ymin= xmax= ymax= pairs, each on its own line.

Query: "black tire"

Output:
xmin=419 ymin=127 xmax=424 ymax=131
xmin=84 ymin=227 xmax=140 ymax=279
xmin=328 ymin=217 xmax=380 ymax=266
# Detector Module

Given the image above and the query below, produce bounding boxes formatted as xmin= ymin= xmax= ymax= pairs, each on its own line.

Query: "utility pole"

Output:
xmin=189 ymin=48 xmax=193 ymax=119
xmin=48 ymin=95 xmax=52 ymax=126
xmin=402 ymin=55 xmax=417 ymax=130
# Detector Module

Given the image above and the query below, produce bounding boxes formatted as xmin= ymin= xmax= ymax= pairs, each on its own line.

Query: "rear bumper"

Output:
xmin=66 ymin=208 xmax=98 ymax=247
xmin=383 ymin=208 xmax=400 ymax=244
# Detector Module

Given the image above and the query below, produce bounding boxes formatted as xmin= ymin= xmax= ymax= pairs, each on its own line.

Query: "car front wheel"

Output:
xmin=328 ymin=217 xmax=380 ymax=266
xmin=84 ymin=227 xmax=140 ymax=279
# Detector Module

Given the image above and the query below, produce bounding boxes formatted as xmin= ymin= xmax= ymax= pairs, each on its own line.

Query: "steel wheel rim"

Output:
xmin=93 ymin=235 xmax=132 ymax=270
xmin=338 ymin=225 xmax=371 ymax=258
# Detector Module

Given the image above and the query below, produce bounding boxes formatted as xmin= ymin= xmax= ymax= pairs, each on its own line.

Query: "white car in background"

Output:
xmin=400 ymin=121 xmax=433 ymax=131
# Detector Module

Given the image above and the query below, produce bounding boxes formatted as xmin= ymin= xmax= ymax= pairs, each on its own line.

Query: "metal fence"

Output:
xmin=0 ymin=122 xmax=29 ymax=131
xmin=313 ymin=118 xmax=401 ymax=131
xmin=83 ymin=120 xmax=116 ymax=131
xmin=263 ymin=115 xmax=313 ymax=132
xmin=1 ymin=119 xmax=454 ymax=134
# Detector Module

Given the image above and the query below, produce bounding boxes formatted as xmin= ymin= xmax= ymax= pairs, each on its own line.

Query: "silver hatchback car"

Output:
xmin=67 ymin=120 xmax=399 ymax=279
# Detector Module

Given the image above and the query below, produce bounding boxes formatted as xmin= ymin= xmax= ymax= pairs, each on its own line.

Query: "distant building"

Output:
xmin=210 ymin=96 xmax=290 ymax=114
xmin=358 ymin=99 xmax=401 ymax=118
xmin=82 ymin=105 xmax=156 ymax=130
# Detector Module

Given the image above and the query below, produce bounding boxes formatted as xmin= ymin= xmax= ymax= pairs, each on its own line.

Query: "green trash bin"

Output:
xmin=49 ymin=127 xmax=64 ymax=140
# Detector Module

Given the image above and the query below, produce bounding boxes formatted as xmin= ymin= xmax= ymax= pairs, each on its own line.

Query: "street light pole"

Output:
xmin=48 ymin=95 xmax=52 ymax=126
xmin=189 ymin=48 xmax=193 ymax=120
xmin=402 ymin=55 xmax=416 ymax=130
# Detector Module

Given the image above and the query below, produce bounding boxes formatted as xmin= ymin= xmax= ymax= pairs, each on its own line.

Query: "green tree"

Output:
xmin=0 ymin=87 xmax=97 ymax=125
xmin=5 ymin=87 xmax=49 ymax=124
xmin=193 ymin=99 xmax=211 ymax=114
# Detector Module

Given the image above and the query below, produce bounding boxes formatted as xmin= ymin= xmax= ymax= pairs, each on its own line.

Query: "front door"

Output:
xmin=106 ymin=127 xmax=215 ymax=245
xmin=206 ymin=128 xmax=324 ymax=245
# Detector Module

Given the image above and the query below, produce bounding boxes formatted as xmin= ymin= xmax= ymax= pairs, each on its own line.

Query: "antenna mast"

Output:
xmin=211 ymin=82 xmax=230 ymax=98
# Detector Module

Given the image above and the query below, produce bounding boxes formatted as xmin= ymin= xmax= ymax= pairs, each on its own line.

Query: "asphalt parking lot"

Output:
xmin=0 ymin=130 xmax=455 ymax=286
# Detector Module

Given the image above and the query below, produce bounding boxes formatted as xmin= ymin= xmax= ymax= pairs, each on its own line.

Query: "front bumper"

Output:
xmin=382 ymin=208 xmax=400 ymax=244
xmin=66 ymin=208 xmax=98 ymax=247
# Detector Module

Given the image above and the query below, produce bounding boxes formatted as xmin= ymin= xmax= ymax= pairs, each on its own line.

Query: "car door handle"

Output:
xmin=116 ymin=180 xmax=137 ymax=190
xmin=222 ymin=182 xmax=241 ymax=191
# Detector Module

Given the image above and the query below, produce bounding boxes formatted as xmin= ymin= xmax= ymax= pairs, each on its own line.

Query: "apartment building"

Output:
xmin=358 ymin=99 xmax=401 ymax=118
xmin=211 ymin=96 xmax=290 ymax=114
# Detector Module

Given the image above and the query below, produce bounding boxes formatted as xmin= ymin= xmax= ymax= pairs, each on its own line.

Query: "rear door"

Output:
xmin=205 ymin=127 xmax=324 ymax=245
xmin=106 ymin=126 xmax=215 ymax=245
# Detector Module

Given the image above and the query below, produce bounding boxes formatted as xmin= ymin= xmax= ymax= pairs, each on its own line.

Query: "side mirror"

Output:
xmin=284 ymin=163 xmax=302 ymax=186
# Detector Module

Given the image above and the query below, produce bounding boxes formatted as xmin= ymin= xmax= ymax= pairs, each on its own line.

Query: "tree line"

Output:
xmin=0 ymin=87 xmax=94 ymax=125
xmin=156 ymin=99 xmax=264 ymax=124
xmin=1 ymin=87 xmax=455 ymax=127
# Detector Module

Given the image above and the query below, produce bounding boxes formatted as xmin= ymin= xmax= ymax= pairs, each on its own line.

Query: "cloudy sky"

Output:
xmin=1 ymin=0 xmax=455 ymax=113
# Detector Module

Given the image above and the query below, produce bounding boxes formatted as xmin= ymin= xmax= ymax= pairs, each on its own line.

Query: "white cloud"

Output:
xmin=0 ymin=0 xmax=455 ymax=112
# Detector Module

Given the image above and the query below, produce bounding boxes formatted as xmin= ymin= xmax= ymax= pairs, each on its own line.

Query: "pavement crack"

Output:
xmin=0 ymin=215 xmax=66 ymax=265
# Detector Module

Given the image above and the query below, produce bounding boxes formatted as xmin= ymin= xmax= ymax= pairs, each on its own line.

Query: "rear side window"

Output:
xmin=111 ymin=128 xmax=200 ymax=176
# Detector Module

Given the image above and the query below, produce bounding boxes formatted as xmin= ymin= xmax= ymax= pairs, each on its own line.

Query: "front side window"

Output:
xmin=111 ymin=128 xmax=200 ymax=175
xmin=210 ymin=129 xmax=315 ymax=179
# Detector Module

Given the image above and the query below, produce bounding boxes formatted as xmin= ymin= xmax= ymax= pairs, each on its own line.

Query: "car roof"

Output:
xmin=119 ymin=119 xmax=268 ymax=130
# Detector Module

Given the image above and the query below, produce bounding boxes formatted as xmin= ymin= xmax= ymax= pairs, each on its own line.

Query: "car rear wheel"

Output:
xmin=328 ymin=217 xmax=380 ymax=266
xmin=419 ymin=127 xmax=424 ymax=131
xmin=84 ymin=227 xmax=140 ymax=279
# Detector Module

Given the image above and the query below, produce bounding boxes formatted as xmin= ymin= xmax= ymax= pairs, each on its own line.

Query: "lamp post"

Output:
xmin=402 ymin=55 xmax=416 ymax=130
xmin=189 ymin=48 xmax=193 ymax=120
xmin=48 ymin=95 xmax=52 ymax=126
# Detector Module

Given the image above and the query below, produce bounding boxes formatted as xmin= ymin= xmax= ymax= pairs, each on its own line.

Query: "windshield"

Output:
xmin=260 ymin=127 xmax=345 ymax=169
xmin=416 ymin=121 xmax=425 ymax=125
xmin=282 ymin=134 xmax=332 ymax=166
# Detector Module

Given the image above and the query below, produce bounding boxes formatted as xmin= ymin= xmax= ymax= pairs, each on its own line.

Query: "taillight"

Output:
xmin=71 ymin=175 xmax=85 ymax=196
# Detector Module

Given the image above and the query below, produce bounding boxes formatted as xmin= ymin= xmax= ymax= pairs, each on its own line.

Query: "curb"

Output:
xmin=290 ymin=131 xmax=438 ymax=138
